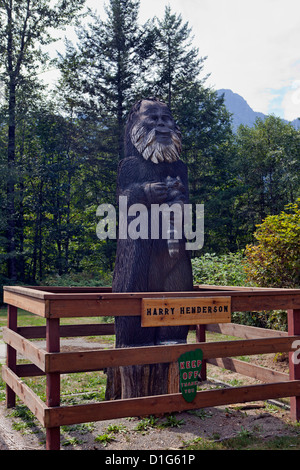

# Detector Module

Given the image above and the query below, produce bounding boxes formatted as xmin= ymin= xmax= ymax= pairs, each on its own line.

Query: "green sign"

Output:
xmin=178 ymin=349 xmax=203 ymax=402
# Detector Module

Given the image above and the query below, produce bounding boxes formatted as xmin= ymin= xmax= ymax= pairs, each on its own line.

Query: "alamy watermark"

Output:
xmin=291 ymin=340 xmax=300 ymax=365
xmin=96 ymin=196 xmax=204 ymax=251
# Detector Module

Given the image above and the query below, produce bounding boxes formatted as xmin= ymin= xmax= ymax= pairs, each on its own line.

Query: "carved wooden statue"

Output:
xmin=106 ymin=98 xmax=193 ymax=399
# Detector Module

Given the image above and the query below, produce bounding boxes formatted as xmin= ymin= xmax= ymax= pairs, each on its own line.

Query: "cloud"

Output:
xmin=139 ymin=0 xmax=300 ymax=119
xmin=281 ymin=77 xmax=300 ymax=121
xmin=55 ymin=0 xmax=300 ymax=120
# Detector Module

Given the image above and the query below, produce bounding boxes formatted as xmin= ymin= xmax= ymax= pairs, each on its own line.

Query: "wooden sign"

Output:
xmin=178 ymin=349 xmax=203 ymax=402
xmin=141 ymin=297 xmax=231 ymax=327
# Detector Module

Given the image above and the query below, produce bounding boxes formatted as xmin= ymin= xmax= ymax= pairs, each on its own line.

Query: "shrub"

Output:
xmin=42 ymin=270 xmax=113 ymax=287
xmin=192 ymin=252 xmax=249 ymax=287
xmin=192 ymin=251 xmax=288 ymax=331
xmin=244 ymin=200 xmax=300 ymax=288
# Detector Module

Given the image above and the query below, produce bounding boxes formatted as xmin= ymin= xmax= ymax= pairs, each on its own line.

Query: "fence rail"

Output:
xmin=2 ymin=285 xmax=300 ymax=450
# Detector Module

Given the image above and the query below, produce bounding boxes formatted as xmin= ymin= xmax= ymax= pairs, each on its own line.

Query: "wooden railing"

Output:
xmin=2 ymin=285 xmax=300 ymax=450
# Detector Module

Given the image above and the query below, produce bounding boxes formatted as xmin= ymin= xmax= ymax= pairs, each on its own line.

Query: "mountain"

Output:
xmin=292 ymin=117 xmax=300 ymax=129
xmin=217 ymin=88 xmax=300 ymax=131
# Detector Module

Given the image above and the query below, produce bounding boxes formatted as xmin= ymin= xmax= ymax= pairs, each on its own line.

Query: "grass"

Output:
xmin=9 ymin=405 xmax=38 ymax=432
xmin=94 ymin=423 xmax=128 ymax=446
xmin=94 ymin=432 xmax=116 ymax=446
xmin=0 ymin=306 xmax=111 ymax=406
xmin=133 ymin=414 xmax=185 ymax=433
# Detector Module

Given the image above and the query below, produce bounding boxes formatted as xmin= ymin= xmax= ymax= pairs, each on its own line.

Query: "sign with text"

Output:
xmin=178 ymin=349 xmax=203 ymax=402
xmin=141 ymin=297 xmax=231 ymax=327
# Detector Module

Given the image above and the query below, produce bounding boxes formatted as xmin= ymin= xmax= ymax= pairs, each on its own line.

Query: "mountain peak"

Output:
xmin=217 ymin=89 xmax=265 ymax=131
xmin=218 ymin=89 xmax=300 ymax=131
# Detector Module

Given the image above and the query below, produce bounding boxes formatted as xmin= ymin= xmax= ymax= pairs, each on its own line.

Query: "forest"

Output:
xmin=0 ymin=0 xmax=300 ymax=299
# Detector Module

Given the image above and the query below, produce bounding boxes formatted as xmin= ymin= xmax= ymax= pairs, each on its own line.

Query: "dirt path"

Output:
xmin=0 ymin=405 xmax=42 ymax=450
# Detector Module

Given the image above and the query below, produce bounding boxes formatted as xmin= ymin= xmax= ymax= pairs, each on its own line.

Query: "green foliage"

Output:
xmin=192 ymin=252 xmax=249 ymax=287
xmin=234 ymin=116 xmax=300 ymax=247
xmin=244 ymin=200 xmax=300 ymax=288
xmin=94 ymin=432 xmax=116 ymax=446
xmin=146 ymin=6 xmax=205 ymax=107
xmin=43 ymin=270 xmax=113 ymax=287
xmin=146 ymin=7 xmax=236 ymax=256
xmin=158 ymin=414 xmax=185 ymax=428
xmin=192 ymin=252 xmax=288 ymax=330
xmin=57 ymin=0 xmax=153 ymax=159
xmin=134 ymin=415 xmax=159 ymax=432
xmin=8 ymin=405 xmax=37 ymax=430
xmin=234 ymin=309 xmax=287 ymax=331
xmin=0 ymin=1 xmax=299 ymax=301
xmin=0 ymin=0 xmax=86 ymax=281
xmin=94 ymin=422 xmax=128 ymax=446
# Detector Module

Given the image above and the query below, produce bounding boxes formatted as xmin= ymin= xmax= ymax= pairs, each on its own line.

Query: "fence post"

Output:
xmin=46 ymin=318 xmax=60 ymax=450
xmin=288 ymin=309 xmax=300 ymax=421
xmin=6 ymin=305 xmax=17 ymax=408
xmin=196 ymin=325 xmax=206 ymax=381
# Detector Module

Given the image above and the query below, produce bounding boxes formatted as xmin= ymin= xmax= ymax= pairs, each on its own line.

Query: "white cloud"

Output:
xmin=282 ymin=78 xmax=300 ymax=121
xmin=139 ymin=0 xmax=300 ymax=120
xmin=55 ymin=0 xmax=300 ymax=120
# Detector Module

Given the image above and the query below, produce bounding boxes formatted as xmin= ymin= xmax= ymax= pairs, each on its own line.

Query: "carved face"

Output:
xmin=130 ymin=100 xmax=182 ymax=164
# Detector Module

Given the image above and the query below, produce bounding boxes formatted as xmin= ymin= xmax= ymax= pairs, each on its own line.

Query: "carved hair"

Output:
xmin=131 ymin=122 xmax=181 ymax=164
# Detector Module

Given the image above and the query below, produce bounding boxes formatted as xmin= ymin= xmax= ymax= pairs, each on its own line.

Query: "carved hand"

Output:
xmin=172 ymin=177 xmax=185 ymax=192
xmin=144 ymin=182 xmax=168 ymax=204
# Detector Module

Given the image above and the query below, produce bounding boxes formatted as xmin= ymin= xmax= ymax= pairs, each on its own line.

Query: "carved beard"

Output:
xmin=130 ymin=123 xmax=182 ymax=164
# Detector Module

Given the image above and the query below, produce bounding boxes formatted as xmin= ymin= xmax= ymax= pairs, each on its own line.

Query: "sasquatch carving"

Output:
xmin=109 ymin=98 xmax=193 ymax=399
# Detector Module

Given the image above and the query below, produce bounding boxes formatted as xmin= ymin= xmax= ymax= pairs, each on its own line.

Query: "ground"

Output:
xmin=0 ymin=396 xmax=298 ymax=451
xmin=0 ymin=348 xmax=299 ymax=451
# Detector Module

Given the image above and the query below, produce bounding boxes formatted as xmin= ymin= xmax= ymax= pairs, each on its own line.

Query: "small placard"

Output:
xmin=178 ymin=349 xmax=203 ymax=402
xmin=141 ymin=297 xmax=231 ymax=327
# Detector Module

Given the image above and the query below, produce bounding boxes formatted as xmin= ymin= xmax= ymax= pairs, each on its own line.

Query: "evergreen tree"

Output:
xmin=235 ymin=116 xmax=300 ymax=246
xmin=178 ymin=85 xmax=237 ymax=254
xmin=58 ymin=0 xmax=155 ymax=160
xmin=147 ymin=5 xmax=206 ymax=108
xmin=0 ymin=0 xmax=86 ymax=281
xmin=143 ymin=6 xmax=235 ymax=254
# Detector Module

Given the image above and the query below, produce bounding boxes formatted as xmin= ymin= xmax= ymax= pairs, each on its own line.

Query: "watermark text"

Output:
xmin=96 ymin=196 xmax=204 ymax=251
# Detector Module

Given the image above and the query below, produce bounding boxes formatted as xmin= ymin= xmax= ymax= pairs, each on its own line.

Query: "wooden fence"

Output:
xmin=2 ymin=284 xmax=300 ymax=450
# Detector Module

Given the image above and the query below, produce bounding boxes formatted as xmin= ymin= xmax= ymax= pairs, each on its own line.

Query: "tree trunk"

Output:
xmin=6 ymin=1 xmax=17 ymax=281
xmin=6 ymin=76 xmax=17 ymax=281
xmin=105 ymin=362 xmax=179 ymax=400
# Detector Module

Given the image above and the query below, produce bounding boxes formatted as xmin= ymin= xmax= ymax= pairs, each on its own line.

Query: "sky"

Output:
xmin=49 ymin=0 xmax=300 ymax=121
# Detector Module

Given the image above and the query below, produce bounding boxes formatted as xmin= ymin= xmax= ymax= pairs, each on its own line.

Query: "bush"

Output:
xmin=192 ymin=251 xmax=288 ymax=331
xmin=244 ymin=200 xmax=300 ymax=288
xmin=192 ymin=252 xmax=249 ymax=287
xmin=42 ymin=270 xmax=113 ymax=287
